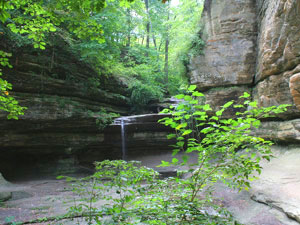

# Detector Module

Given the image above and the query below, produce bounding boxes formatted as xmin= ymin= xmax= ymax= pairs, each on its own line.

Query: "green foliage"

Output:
xmin=92 ymin=108 xmax=120 ymax=130
xmin=61 ymin=160 xmax=237 ymax=224
xmin=159 ymin=86 xmax=290 ymax=198
xmin=59 ymin=160 xmax=159 ymax=224
xmin=4 ymin=216 xmax=17 ymax=225
xmin=168 ymin=0 xmax=204 ymax=80
xmin=129 ymin=80 xmax=164 ymax=112
xmin=188 ymin=34 xmax=205 ymax=58
xmin=0 ymin=0 xmax=205 ymax=117
xmin=0 ymin=51 xmax=26 ymax=119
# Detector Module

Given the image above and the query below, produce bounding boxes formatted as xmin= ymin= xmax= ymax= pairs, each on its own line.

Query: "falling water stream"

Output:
xmin=120 ymin=119 xmax=127 ymax=161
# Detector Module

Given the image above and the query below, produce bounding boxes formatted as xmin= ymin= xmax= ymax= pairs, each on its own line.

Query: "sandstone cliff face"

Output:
xmin=189 ymin=0 xmax=257 ymax=90
xmin=189 ymin=0 xmax=300 ymax=143
xmin=189 ymin=0 xmax=300 ymax=223
xmin=0 ymin=32 xmax=133 ymax=179
xmin=0 ymin=30 xmax=175 ymax=180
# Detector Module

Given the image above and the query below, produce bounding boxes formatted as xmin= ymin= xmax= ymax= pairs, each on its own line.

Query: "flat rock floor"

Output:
xmin=0 ymin=146 xmax=300 ymax=225
xmin=0 ymin=179 xmax=75 ymax=224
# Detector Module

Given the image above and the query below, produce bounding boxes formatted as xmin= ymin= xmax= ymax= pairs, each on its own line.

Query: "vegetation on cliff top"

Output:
xmin=0 ymin=0 xmax=204 ymax=115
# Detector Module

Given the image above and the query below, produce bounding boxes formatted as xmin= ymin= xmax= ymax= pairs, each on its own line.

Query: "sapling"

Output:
xmin=159 ymin=85 xmax=290 ymax=200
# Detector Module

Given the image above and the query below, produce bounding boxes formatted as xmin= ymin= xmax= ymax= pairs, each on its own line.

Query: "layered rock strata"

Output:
xmin=189 ymin=0 xmax=300 ymax=223
xmin=0 ymin=32 xmax=132 ymax=180
xmin=189 ymin=0 xmax=300 ymax=142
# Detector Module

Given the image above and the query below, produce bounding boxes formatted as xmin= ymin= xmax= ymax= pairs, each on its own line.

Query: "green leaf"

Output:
xmin=176 ymin=123 xmax=187 ymax=130
xmin=172 ymin=158 xmax=179 ymax=164
xmin=160 ymin=109 xmax=170 ymax=114
xmin=189 ymin=99 xmax=198 ymax=105
xmin=203 ymin=104 xmax=212 ymax=111
xmin=184 ymin=115 xmax=191 ymax=120
xmin=210 ymin=116 xmax=219 ymax=121
xmin=49 ymin=27 xmax=56 ymax=32
xmin=176 ymin=141 xmax=185 ymax=147
xmin=158 ymin=161 xmax=170 ymax=167
xmin=175 ymin=94 xmax=185 ymax=99
xmin=216 ymin=109 xmax=224 ymax=116
xmin=240 ymin=92 xmax=251 ymax=98
xmin=188 ymin=85 xmax=197 ymax=91
xmin=192 ymin=91 xmax=204 ymax=97
xmin=182 ymin=129 xmax=192 ymax=136
xmin=167 ymin=134 xmax=176 ymax=139
xmin=184 ymin=95 xmax=192 ymax=101
xmin=252 ymin=120 xmax=261 ymax=128
xmin=249 ymin=101 xmax=258 ymax=107
xmin=182 ymin=155 xmax=189 ymax=164
xmin=223 ymin=101 xmax=234 ymax=108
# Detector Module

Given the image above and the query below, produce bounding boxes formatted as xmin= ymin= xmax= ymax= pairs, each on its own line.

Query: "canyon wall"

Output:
xmin=189 ymin=0 xmax=300 ymax=144
xmin=0 ymin=32 xmax=129 ymax=178
xmin=188 ymin=0 xmax=300 ymax=224
xmin=0 ymin=28 xmax=174 ymax=181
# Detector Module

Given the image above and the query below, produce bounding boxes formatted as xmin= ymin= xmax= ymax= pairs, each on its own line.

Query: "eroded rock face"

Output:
xmin=256 ymin=0 xmax=300 ymax=82
xmin=0 ymin=33 xmax=130 ymax=179
xmin=190 ymin=0 xmax=300 ymax=142
xmin=253 ymin=119 xmax=300 ymax=143
xmin=253 ymin=65 xmax=300 ymax=119
xmin=204 ymin=86 xmax=251 ymax=117
xmin=189 ymin=0 xmax=257 ymax=90
xmin=254 ymin=0 xmax=300 ymax=119
xmin=290 ymin=73 xmax=300 ymax=110
xmin=189 ymin=0 xmax=300 ymax=223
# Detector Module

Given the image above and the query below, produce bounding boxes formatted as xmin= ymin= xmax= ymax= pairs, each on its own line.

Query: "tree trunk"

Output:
xmin=141 ymin=35 xmax=144 ymax=45
xmin=152 ymin=34 xmax=157 ymax=50
xmin=164 ymin=37 xmax=169 ymax=85
xmin=126 ymin=8 xmax=131 ymax=47
xmin=144 ymin=0 xmax=150 ymax=56
xmin=164 ymin=5 xmax=170 ymax=87
xmin=158 ymin=40 xmax=163 ymax=52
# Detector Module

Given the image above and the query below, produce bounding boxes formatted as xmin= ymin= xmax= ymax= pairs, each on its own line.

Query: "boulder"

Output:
xmin=290 ymin=73 xmax=300 ymax=110
xmin=0 ymin=173 xmax=12 ymax=202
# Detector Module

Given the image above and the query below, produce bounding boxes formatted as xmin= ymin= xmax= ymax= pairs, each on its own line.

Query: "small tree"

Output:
xmin=61 ymin=86 xmax=290 ymax=224
xmin=0 ymin=51 xmax=26 ymax=119
xmin=159 ymin=85 xmax=290 ymax=200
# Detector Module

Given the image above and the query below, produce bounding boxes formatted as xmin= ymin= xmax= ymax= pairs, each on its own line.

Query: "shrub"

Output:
xmin=158 ymin=85 xmax=290 ymax=197
xmin=60 ymin=86 xmax=290 ymax=224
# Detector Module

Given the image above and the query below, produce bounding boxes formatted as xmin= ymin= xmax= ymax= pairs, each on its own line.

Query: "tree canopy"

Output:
xmin=0 ymin=0 xmax=204 ymax=116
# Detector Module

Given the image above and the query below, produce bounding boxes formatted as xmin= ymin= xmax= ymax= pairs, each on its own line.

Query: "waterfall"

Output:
xmin=120 ymin=119 xmax=127 ymax=161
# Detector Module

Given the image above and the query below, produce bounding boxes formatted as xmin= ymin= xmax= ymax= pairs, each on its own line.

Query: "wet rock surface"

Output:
xmin=0 ymin=113 xmax=175 ymax=180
